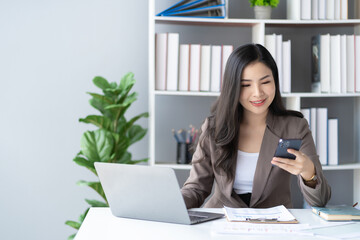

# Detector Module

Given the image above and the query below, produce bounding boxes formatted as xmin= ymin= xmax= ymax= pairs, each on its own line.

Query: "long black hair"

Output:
xmin=200 ymin=43 xmax=302 ymax=180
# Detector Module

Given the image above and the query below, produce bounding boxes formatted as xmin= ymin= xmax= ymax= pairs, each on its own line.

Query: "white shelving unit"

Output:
xmin=149 ymin=0 xmax=360 ymax=204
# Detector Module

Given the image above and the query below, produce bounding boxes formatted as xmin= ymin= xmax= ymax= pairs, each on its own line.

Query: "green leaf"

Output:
xmin=124 ymin=112 xmax=149 ymax=132
xmin=88 ymin=93 xmax=114 ymax=105
xmin=129 ymin=158 xmax=149 ymax=164
xmin=65 ymin=221 xmax=81 ymax=230
xmin=93 ymin=76 xmax=111 ymax=90
xmin=119 ymin=72 xmax=135 ymax=92
xmin=77 ymin=181 xmax=107 ymax=202
xmin=80 ymin=129 xmax=114 ymax=162
xmin=67 ymin=233 xmax=76 ymax=240
xmin=79 ymin=115 xmax=112 ymax=130
xmin=78 ymin=208 xmax=90 ymax=224
xmin=127 ymin=125 xmax=147 ymax=145
xmin=73 ymin=156 xmax=96 ymax=175
xmin=116 ymin=151 xmax=131 ymax=164
xmin=85 ymin=199 xmax=108 ymax=207
xmin=113 ymin=135 xmax=130 ymax=161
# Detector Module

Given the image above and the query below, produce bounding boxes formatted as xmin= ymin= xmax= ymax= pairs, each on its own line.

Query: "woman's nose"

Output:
xmin=253 ymin=84 xmax=264 ymax=97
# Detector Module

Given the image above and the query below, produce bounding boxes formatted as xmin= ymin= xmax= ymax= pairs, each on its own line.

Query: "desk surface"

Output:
xmin=75 ymin=208 xmax=360 ymax=240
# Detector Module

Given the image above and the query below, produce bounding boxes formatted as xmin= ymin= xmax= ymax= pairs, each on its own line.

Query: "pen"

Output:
xmin=353 ymin=202 xmax=358 ymax=207
xmin=245 ymin=217 xmax=278 ymax=222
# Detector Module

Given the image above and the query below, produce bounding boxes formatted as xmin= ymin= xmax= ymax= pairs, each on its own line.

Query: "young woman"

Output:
xmin=181 ymin=44 xmax=331 ymax=209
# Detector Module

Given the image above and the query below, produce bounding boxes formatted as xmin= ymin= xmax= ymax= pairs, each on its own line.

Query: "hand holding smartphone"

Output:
xmin=274 ymin=139 xmax=302 ymax=160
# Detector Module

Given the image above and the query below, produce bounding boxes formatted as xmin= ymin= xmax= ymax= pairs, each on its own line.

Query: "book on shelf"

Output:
xmin=287 ymin=0 xmax=348 ymax=20
xmin=340 ymin=35 xmax=347 ymax=93
xmin=346 ymin=35 xmax=355 ymax=93
xmin=356 ymin=36 xmax=360 ymax=92
xmin=312 ymin=205 xmax=360 ymax=221
xmin=310 ymin=108 xmax=317 ymax=146
xmin=157 ymin=0 xmax=227 ymax=19
xmin=276 ymin=35 xmax=283 ymax=93
xmin=282 ymin=40 xmax=291 ymax=93
xmin=320 ymin=34 xmax=330 ymax=93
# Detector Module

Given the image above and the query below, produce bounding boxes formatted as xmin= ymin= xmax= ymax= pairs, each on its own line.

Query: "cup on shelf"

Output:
xmin=176 ymin=142 xmax=193 ymax=164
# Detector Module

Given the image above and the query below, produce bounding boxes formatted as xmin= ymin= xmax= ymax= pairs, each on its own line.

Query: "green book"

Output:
xmin=312 ymin=206 xmax=360 ymax=221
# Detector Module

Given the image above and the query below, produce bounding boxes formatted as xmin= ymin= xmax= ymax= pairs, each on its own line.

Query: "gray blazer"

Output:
xmin=181 ymin=111 xmax=331 ymax=209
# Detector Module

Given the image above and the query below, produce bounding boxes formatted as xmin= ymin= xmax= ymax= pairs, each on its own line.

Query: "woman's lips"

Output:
xmin=250 ymin=99 xmax=266 ymax=107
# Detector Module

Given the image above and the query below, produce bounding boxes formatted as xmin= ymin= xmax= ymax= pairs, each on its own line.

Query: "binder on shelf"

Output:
xmin=335 ymin=0 xmax=341 ymax=20
xmin=189 ymin=44 xmax=201 ymax=91
xmin=286 ymin=0 xmax=301 ymax=20
xmin=166 ymin=33 xmax=180 ymax=91
xmin=157 ymin=0 xmax=227 ymax=19
xmin=210 ymin=45 xmax=221 ymax=92
xmin=312 ymin=0 xmax=319 ymax=20
xmin=318 ymin=0 xmax=326 ymax=19
xmin=178 ymin=44 xmax=190 ymax=91
xmin=311 ymin=35 xmax=321 ymax=93
xmin=301 ymin=0 xmax=311 ymax=20
xmin=282 ymin=40 xmax=291 ymax=93
xmin=155 ymin=33 xmax=167 ymax=91
xmin=276 ymin=35 xmax=283 ymax=93
xmin=200 ymin=45 xmax=211 ymax=92
xmin=221 ymin=45 xmax=233 ymax=88
xmin=310 ymin=108 xmax=317 ymax=146
xmin=327 ymin=0 xmax=335 ymax=20
xmin=320 ymin=34 xmax=330 ymax=93
xmin=328 ymin=119 xmax=338 ymax=166
xmin=340 ymin=35 xmax=347 ymax=93
xmin=346 ymin=35 xmax=355 ymax=93
xmin=316 ymin=108 xmax=328 ymax=165
xmin=356 ymin=35 xmax=360 ymax=92
xmin=330 ymin=35 xmax=341 ymax=93
xmin=341 ymin=0 xmax=348 ymax=20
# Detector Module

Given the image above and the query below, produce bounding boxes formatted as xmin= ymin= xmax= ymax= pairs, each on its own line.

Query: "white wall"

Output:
xmin=0 ymin=1 xmax=148 ymax=239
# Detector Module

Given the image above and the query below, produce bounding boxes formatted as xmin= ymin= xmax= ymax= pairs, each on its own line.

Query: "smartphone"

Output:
xmin=274 ymin=139 xmax=302 ymax=160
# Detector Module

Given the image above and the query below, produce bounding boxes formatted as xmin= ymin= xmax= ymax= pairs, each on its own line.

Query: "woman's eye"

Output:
xmin=262 ymin=81 xmax=270 ymax=84
xmin=241 ymin=84 xmax=250 ymax=87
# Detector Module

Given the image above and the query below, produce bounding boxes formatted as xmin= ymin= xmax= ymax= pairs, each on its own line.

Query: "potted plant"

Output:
xmin=249 ymin=0 xmax=280 ymax=19
xmin=65 ymin=72 xmax=149 ymax=240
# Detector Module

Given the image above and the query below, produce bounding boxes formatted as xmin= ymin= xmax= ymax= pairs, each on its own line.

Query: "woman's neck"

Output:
xmin=241 ymin=109 xmax=268 ymax=127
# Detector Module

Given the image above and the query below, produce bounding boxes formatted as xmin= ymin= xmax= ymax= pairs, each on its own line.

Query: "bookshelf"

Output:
xmin=149 ymin=0 xmax=360 ymax=205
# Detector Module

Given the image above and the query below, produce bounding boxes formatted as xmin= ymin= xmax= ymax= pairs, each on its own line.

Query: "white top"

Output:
xmin=233 ymin=150 xmax=259 ymax=194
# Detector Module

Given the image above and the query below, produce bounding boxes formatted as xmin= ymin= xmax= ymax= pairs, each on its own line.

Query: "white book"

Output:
xmin=340 ymin=0 xmax=348 ymax=19
xmin=327 ymin=0 xmax=335 ymax=20
xmin=155 ymin=33 xmax=167 ymax=90
xmin=301 ymin=109 xmax=311 ymax=128
xmin=310 ymin=108 xmax=317 ymax=146
xmin=330 ymin=35 xmax=341 ymax=93
xmin=320 ymin=34 xmax=330 ymax=93
xmin=328 ymin=119 xmax=338 ymax=165
xmin=356 ymin=36 xmax=360 ymax=92
xmin=282 ymin=40 xmax=291 ymax=93
xmin=316 ymin=108 xmax=328 ymax=165
xmin=166 ymin=33 xmax=179 ymax=91
xmin=346 ymin=35 xmax=355 ymax=93
xmin=340 ymin=35 xmax=347 ymax=93
xmin=318 ymin=0 xmax=326 ymax=19
xmin=265 ymin=34 xmax=277 ymax=62
xmin=312 ymin=0 xmax=319 ymax=19
xmin=287 ymin=0 xmax=301 ymax=20
xmin=334 ymin=0 xmax=341 ymax=20
xmin=276 ymin=35 xmax=283 ymax=93
xmin=178 ymin=44 xmax=190 ymax=91
xmin=200 ymin=45 xmax=211 ymax=92
xmin=189 ymin=44 xmax=201 ymax=91
xmin=210 ymin=45 xmax=222 ymax=92
xmin=221 ymin=45 xmax=233 ymax=89
xmin=301 ymin=0 xmax=312 ymax=20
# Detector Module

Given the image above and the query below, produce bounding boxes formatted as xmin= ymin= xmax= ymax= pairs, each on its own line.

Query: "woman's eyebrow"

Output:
xmin=241 ymin=75 xmax=271 ymax=82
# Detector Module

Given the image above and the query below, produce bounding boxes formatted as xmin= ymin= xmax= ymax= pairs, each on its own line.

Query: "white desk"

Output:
xmin=75 ymin=208 xmax=360 ymax=240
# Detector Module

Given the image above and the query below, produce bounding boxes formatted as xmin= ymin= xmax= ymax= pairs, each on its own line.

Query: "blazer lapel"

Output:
xmin=250 ymin=113 xmax=280 ymax=207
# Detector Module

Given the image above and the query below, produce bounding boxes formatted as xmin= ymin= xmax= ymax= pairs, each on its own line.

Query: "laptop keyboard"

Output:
xmin=188 ymin=212 xmax=209 ymax=224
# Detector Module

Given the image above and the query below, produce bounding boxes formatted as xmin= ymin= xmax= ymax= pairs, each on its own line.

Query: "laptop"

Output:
xmin=94 ymin=162 xmax=224 ymax=225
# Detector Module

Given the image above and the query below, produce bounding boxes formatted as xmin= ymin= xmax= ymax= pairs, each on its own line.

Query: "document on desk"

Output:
xmin=223 ymin=205 xmax=298 ymax=223
xmin=211 ymin=222 xmax=312 ymax=235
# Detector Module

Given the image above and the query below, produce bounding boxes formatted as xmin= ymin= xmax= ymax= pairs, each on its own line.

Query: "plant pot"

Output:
xmin=254 ymin=6 xmax=272 ymax=19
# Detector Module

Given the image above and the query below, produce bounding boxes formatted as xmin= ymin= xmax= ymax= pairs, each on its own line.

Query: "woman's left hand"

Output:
xmin=271 ymin=149 xmax=315 ymax=181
